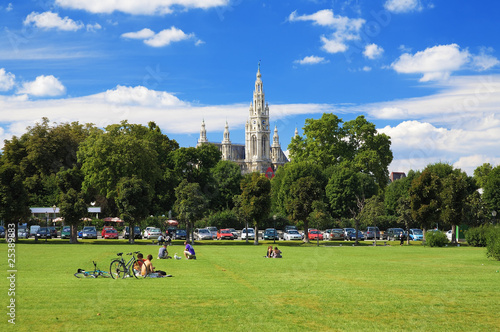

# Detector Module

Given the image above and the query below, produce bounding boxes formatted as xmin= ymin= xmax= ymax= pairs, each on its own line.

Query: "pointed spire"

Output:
xmin=197 ymin=119 xmax=208 ymax=146
xmin=294 ymin=127 xmax=299 ymax=137
xmin=223 ymin=121 xmax=231 ymax=143
xmin=273 ymin=125 xmax=280 ymax=146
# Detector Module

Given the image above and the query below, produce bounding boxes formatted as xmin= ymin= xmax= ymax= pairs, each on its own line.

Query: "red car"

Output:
xmin=308 ymin=229 xmax=323 ymax=241
xmin=103 ymin=229 xmax=119 ymax=239
xmin=101 ymin=226 xmax=115 ymax=237
xmin=217 ymin=229 xmax=234 ymax=240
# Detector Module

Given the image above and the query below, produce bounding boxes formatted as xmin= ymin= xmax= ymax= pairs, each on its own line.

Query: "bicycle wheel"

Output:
xmin=97 ymin=271 xmax=112 ymax=278
xmin=110 ymin=260 xmax=127 ymax=279
xmin=74 ymin=272 xmax=94 ymax=278
xmin=130 ymin=260 xmax=142 ymax=279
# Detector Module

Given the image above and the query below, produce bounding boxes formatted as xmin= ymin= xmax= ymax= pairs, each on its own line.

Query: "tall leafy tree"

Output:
xmin=236 ymin=173 xmax=271 ymax=245
xmin=409 ymin=170 xmax=442 ymax=233
xmin=210 ymin=160 xmax=242 ymax=211
xmin=473 ymin=163 xmax=493 ymax=188
xmin=285 ymin=176 xmax=323 ymax=242
xmin=174 ymin=179 xmax=208 ymax=243
xmin=288 ymin=114 xmax=392 ymax=190
xmin=115 ymin=176 xmax=152 ymax=244
xmin=77 ymin=121 xmax=161 ymax=216
xmin=57 ymin=167 xmax=88 ymax=243
xmin=483 ymin=166 xmax=500 ymax=218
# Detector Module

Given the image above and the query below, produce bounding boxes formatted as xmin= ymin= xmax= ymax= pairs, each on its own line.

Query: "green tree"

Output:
xmin=174 ymin=179 xmax=208 ymax=243
xmin=77 ymin=121 xmax=161 ymax=216
xmin=288 ymin=114 xmax=392 ymax=190
xmin=285 ymin=176 xmax=323 ymax=242
xmin=474 ymin=163 xmax=493 ymax=188
xmin=409 ymin=170 xmax=442 ymax=234
xmin=209 ymin=160 xmax=242 ymax=211
xmin=115 ymin=176 xmax=152 ymax=244
xmin=56 ymin=167 xmax=88 ymax=243
xmin=483 ymin=166 xmax=500 ymax=217
xmin=0 ymin=163 xmax=30 ymax=240
xmin=236 ymin=173 xmax=271 ymax=245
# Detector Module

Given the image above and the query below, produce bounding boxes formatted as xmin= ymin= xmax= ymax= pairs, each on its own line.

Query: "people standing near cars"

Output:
xmin=400 ymin=232 xmax=404 ymax=246
xmin=184 ymin=241 xmax=196 ymax=260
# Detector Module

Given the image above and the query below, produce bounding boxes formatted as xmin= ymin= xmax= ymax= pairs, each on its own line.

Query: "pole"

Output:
xmin=273 ymin=215 xmax=276 ymax=244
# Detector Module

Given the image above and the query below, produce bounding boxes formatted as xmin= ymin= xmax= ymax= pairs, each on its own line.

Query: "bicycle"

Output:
xmin=110 ymin=251 xmax=141 ymax=279
xmin=74 ymin=261 xmax=111 ymax=278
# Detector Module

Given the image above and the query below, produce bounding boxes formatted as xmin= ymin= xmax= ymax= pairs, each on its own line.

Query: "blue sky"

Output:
xmin=0 ymin=0 xmax=499 ymax=175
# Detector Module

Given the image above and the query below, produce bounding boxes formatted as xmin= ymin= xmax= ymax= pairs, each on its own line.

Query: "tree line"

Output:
xmin=0 ymin=115 xmax=498 ymax=244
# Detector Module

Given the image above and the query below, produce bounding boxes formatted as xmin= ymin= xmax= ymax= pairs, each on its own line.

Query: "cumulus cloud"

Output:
xmin=384 ymin=0 xmax=422 ymax=13
xmin=103 ymin=85 xmax=186 ymax=107
xmin=122 ymin=27 xmax=199 ymax=47
xmin=55 ymin=0 xmax=229 ymax=15
xmin=24 ymin=11 xmax=84 ymax=31
xmin=18 ymin=75 xmax=66 ymax=97
xmin=391 ymin=44 xmax=470 ymax=81
xmin=391 ymin=44 xmax=500 ymax=81
xmin=0 ymin=68 xmax=15 ymax=91
xmin=289 ymin=9 xmax=365 ymax=54
xmin=363 ymin=43 xmax=384 ymax=59
xmin=294 ymin=55 xmax=329 ymax=65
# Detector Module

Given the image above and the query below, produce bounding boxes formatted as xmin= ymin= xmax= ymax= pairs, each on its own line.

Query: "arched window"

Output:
xmin=251 ymin=135 xmax=257 ymax=157
xmin=262 ymin=135 xmax=267 ymax=157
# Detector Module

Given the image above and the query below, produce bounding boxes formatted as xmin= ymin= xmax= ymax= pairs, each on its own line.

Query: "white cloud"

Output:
xmin=103 ymin=85 xmax=186 ymax=107
xmin=363 ymin=44 xmax=384 ymax=59
xmin=18 ymin=75 xmax=66 ymax=97
xmin=0 ymin=68 xmax=15 ymax=91
xmin=294 ymin=55 xmax=329 ymax=65
xmin=362 ymin=66 xmax=372 ymax=72
xmin=55 ymin=0 xmax=229 ymax=15
xmin=391 ymin=44 xmax=470 ymax=81
xmin=122 ymin=27 xmax=197 ymax=47
xmin=6 ymin=3 xmax=13 ymax=11
xmin=384 ymin=0 xmax=422 ymax=13
xmin=24 ymin=11 xmax=84 ymax=31
xmin=86 ymin=23 xmax=102 ymax=32
xmin=472 ymin=49 xmax=500 ymax=71
xmin=289 ymin=9 xmax=365 ymax=54
xmin=122 ymin=28 xmax=156 ymax=40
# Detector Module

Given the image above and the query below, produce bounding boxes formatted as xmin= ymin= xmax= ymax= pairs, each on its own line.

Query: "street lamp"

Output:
xmin=45 ymin=212 xmax=48 ymax=242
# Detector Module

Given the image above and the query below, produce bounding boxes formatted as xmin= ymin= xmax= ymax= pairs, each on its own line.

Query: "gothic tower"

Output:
xmin=197 ymin=119 xmax=208 ymax=147
xmin=245 ymin=64 xmax=271 ymax=172
xmin=221 ymin=121 xmax=232 ymax=160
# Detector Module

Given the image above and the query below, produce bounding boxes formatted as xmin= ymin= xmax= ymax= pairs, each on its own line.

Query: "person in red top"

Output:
xmin=133 ymin=253 xmax=145 ymax=276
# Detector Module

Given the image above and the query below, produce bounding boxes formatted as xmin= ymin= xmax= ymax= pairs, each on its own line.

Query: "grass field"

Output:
xmin=2 ymin=240 xmax=500 ymax=331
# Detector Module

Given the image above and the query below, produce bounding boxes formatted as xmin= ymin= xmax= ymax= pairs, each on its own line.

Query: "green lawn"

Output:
xmin=2 ymin=241 xmax=499 ymax=331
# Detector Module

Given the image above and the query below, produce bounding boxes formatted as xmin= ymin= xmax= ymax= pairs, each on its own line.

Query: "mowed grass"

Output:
xmin=2 ymin=241 xmax=500 ymax=331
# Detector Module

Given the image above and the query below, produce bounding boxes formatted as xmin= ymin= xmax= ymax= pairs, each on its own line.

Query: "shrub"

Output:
xmin=486 ymin=226 xmax=500 ymax=261
xmin=425 ymin=230 xmax=449 ymax=247
xmin=465 ymin=225 xmax=493 ymax=247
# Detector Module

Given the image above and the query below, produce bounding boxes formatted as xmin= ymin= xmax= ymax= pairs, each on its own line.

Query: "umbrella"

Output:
xmin=166 ymin=220 xmax=179 ymax=226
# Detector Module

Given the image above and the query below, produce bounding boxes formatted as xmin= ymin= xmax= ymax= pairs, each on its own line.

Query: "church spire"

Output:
xmin=197 ymin=119 xmax=208 ymax=147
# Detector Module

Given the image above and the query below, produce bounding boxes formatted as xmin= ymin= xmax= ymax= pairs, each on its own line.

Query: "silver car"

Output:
xmin=196 ymin=228 xmax=213 ymax=240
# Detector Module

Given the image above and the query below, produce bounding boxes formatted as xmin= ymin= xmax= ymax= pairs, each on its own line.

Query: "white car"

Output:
xmin=446 ymin=230 xmax=453 ymax=241
xmin=241 ymin=228 xmax=255 ymax=240
xmin=283 ymin=229 xmax=302 ymax=241
xmin=145 ymin=227 xmax=162 ymax=239
xmin=206 ymin=226 xmax=217 ymax=240
xmin=196 ymin=228 xmax=213 ymax=240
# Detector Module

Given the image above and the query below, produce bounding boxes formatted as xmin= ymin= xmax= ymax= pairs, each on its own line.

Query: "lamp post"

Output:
xmin=493 ymin=210 xmax=497 ymax=225
xmin=273 ymin=215 xmax=276 ymax=244
xmin=45 ymin=212 xmax=48 ymax=242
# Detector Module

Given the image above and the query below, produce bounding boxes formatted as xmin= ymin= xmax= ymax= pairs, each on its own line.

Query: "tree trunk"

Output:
xmin=70 ymin=224 xmax=79 ymax=244
xmin=129 ymin=222 xmax=135 ymax=244
xmin=254 ymin=224 xmax=259 ymax=245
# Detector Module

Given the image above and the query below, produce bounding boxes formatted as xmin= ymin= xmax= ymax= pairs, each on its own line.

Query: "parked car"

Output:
xmin=206 ymin=226 xmax=218 ymax=240
xmin=364 ymin=227 xmax=380 ymax=240
xmin=0 ymin=226 xmax=5 ymax=238
xmin=123 ymin=226 xmax=142 ymax=239
xmin=386 ymin=228 xmax=407 ymax=241
xmin=227 ymin=228 xmax=238 ymax=239
xmin=174 ymin=229 xmax=187 ymax=240
xmin=17 ymin=227 xmax=28 ymax=239
xmin=217 ymin=228 xmax=235 ymax=240
xmin=264 ymin=228 xmax=278 ymax=240
xmin=142 ymin=226 xmax=156 ymax=238
xmin=61 ymin=226 xmax=71 ymax=239
xmin=408 ymin=228 xmax=424 ymax=241
xmin=48 ymin=226 xmax=58 ymax=238
xmin=308 ymin=229 xmax=323 ymax=241
xmin=145 ymin=227 xmax=161 ymax=240
xmin=323 ymin=229 xmax=333 ymax=240
xmin=446 ymin=230 xmax=453 ymax=241
xmin=103 ymin=229 xmax=119 ymax=239
xmin=329 ymin=229 xmax=344 ymax=240
xmin=241 ymin=228 xmax=255 ymax=240
xmin=343 ymin=228 xmax=363 ymax=241
xmin=283 ymin=229 xmax=302 ymax=241
xmin=36 ymin=227 xmax=52 ymax=239
xmin=101 ymin=226 xmax=115 ymax=237
xmin=195 ymin=228 xmax=213 ymax=240
xmin=82 ymin=226 xmax=97 ymax=239
xmin=29 ymin=225 xmax=41 ymax=238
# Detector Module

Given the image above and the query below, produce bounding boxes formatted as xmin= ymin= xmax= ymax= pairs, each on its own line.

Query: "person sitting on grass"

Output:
xmin=265 ymin=245 xmax=273 ymax=258
xmin=141 ymin=254 xmax=167 ymax=277
xmin=272 ymin=247 xmax=282 ymax=258
xmin=184 ymin=241 xmax=196 ymax=260
xmin=158 ymin=244 xmax=171 ymax=259
xmin=133 ymin=253 xmax=145 ymax=276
